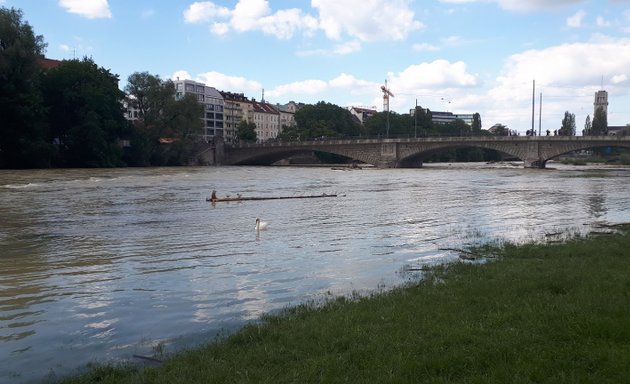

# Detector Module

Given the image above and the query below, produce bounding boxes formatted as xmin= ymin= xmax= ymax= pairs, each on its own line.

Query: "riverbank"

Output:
xmin=58 ymin=225 xmax=630 ymax=384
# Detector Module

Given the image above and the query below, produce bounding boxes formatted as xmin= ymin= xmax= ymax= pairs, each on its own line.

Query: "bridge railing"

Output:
xmin=227 ymin=135 xmax=626 ymax=148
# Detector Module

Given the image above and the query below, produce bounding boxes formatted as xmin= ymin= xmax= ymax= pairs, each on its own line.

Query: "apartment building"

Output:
xmin=252 ymin=100 xmax=280 ymax=142
xmin=173 ymin=79 xmax=224 ymax=142
xmin=220 ymin=91 xmax=254 ymax=144
xmin=275 ymin=101 xmax=301 ymax=129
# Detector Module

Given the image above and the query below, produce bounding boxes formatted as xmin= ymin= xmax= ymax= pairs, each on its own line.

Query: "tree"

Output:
xmin=41 ymin=58 xmax=127 ymax=167
xmin=0 ymin=7 xmax=53 ymax=168
xmin=559 ymin=111 xmax=576 ymax=136
xmin=591 ymin=106 xmax=608 ymax=136
xmin=472 ymin=113 xmax=482 ymax=136
xmin=276 ymin=124 xmax=299 ymax=141
xmin=163 ymin=93 xmax=204 ymax=140
xmin=294 ymin=101 xmax=363 ymax=139
xmin=124 ymin=72 xmax=204 ymax=165
xmin=236 ymin=120 xmax=257 ymax=142
xmin=364 ymin=111 xmax=413 ymax=138
xmin=583 ymin=115 xmax=592 ymax=136
xmin=124 ymin=72 xmax=175 ymax=132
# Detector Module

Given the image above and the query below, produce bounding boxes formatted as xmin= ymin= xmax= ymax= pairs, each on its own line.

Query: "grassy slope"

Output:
xmin=60 ymin=230 xmax=630 ymax=384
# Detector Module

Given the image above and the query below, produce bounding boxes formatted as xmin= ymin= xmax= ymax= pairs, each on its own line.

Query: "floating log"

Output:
xmin=206 ymin=193 xmax=339 ymax=203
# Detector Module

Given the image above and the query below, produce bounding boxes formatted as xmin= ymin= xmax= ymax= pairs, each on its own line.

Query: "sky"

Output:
xmin=6 ymin=0 xmax=630 ymax=134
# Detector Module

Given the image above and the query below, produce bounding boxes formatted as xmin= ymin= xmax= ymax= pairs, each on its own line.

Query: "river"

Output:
xmin=1 ymin=163 xmax=629 ymax=383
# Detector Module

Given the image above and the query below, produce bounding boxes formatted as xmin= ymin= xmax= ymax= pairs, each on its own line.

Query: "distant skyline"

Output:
xmin=7 ymin=0 xmax=630 ymax=134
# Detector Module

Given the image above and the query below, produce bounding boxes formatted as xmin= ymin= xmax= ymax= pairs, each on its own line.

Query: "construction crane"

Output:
xmin=381 ymin=80 xmax=394 ymax=137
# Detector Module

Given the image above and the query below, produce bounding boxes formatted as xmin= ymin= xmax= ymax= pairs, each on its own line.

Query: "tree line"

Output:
xmin=556 ymin=108 xmax=607 ymax=137
xmin=1 ymin=6 xmax=539 ymax=169
xmin=0 ymin=7 xmax=205 ymax=168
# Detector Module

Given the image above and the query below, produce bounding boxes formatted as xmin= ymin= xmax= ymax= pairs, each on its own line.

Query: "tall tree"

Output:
xmin=41 ymin=57 xmax=127 ymax=167
xmin=583 ymin=115 xmax=592 ymax=136
xmin=591 ymin=106 xmax=608 ymax=136
xmin=124 ymin=72 xmax=175 ymax=132
xmin=559 ymin=111 xmax=576 ymax=136
xmin=472 ymin=113 xmax=482 ymax=136
xmin=124 ymin=72 xmax=204 ymax=165
xmin=0 ymin=7 xmax=52 ymax=168
xmin=163 ymin=93 xmax=204 ymax=140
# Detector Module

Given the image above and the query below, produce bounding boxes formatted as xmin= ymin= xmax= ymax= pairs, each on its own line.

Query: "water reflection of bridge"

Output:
xmin=218 ymin=136 xmax=630 ymax=168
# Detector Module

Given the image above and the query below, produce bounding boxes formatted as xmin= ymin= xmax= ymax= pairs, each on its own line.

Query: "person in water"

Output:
xmin=210 ymin=190 xmax=217 ymax=202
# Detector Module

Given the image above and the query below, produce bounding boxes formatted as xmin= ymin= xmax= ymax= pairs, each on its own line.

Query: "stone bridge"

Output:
xmin=216 ymin=136 xmax=630 ymax=168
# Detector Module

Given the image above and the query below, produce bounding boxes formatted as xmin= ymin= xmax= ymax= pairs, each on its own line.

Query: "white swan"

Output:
xmin=255 ymin=218 xmax=268 ymax=231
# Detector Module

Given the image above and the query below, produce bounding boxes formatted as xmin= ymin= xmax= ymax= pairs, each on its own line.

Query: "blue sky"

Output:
xmin=7 ymin=0 xmax=630 ymax=133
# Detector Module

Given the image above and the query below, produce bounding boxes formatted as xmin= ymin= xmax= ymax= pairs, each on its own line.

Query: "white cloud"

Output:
xmin=194 ymin=71 xmax=263 ymax=94
xmin=58 ymin=0 xmax=111 ymax=19
xmin=596 ymin=16 xmax=611 ymax=27
xmin=312 ymin=0 xmax=424 ymax=42
xmin=268 ymin=80 xmax=329 ymax=98
xmin=183 ymin=2 xmax=230 ymax=23
xmin=183 ymin=0 xmax=422 ymax=43
xmin=487 ymin=36 xmax=630 ymax=130
xmin=567 ymin=10 xmax=587 ymax=28
xmin=333 ymin=40 xmax=361 ymax=55
xmin=183 ymin=0 xmax=318 ymax=40
xmin=211 ymin=22 xmax=230 ymax=36
xmin=413 ymin=43 xmax=440 ymax=51
xmin=171 ymin=70 xmax=192 ymax=81
xmin=496 ymin=0 xmax=584 ymax=11
xmin=440 ymin=0 xmax=585 ymax=12
xmin=390 ymin=60 xmax=480 ymax=90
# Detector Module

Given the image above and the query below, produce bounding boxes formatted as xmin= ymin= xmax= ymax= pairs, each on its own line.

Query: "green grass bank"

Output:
xmin=60 ymin=228 xmax=630 ymax=384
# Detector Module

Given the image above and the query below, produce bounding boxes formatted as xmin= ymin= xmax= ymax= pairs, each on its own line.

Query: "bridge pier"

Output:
xmin=524 ymin=159 xmax=546 ymax=168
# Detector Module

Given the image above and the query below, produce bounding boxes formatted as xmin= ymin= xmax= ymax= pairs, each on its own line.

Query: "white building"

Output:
xmin=173 ymin=79 xmax=224 ymax=142
xmin=252 ymin=100 xmax=280 ymax=142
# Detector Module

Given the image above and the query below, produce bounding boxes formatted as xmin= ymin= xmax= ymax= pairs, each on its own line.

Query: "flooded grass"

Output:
xmin=59 ymin=228 xmax=630 ymax=384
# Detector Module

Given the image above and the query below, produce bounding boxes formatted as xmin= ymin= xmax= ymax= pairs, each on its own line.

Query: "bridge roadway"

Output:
xmin=217 ymin=136 xmax=630 ymax=168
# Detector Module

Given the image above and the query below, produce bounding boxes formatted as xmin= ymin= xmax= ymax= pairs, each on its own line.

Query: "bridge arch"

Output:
xmin=222 ymin=137 xmax=630 ymax=168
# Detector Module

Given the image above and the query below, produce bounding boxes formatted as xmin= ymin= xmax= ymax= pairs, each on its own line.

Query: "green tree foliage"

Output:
xmin=163 ymin=93 xmax=204 ymax=140
xmin=125 ymin=72 xmax=175 ymax=132
xmin=559 ymin=111 xmax=576 ymax=136
xmin=365 ymin=111 xmax=413 ymax=138
xmin=0 ymin=7 xmax=53 ymax=168
xmin=236 ymin=120 xmax=257 ymax=142
xmin=412 ymin=107 xmax=434 ymax=137
xmin=472 ymin=113 xmax=482 ymax=135
xmin=591 ymin=106 xmax=608 ymax=136
xmin=441 ymin=119 xmax=471 ymax=137
xmin=124 ymin=72 xmax=204 ymax=165
xmin=41 ymin=58 xmax=127 ymax=167
xmin=276 ymin=124 xmax=299 ymax=141
xmin=583 ymin=115 xmax=592 ymax=136
xmin=294 ymin=101 xmax=363 ymax=139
